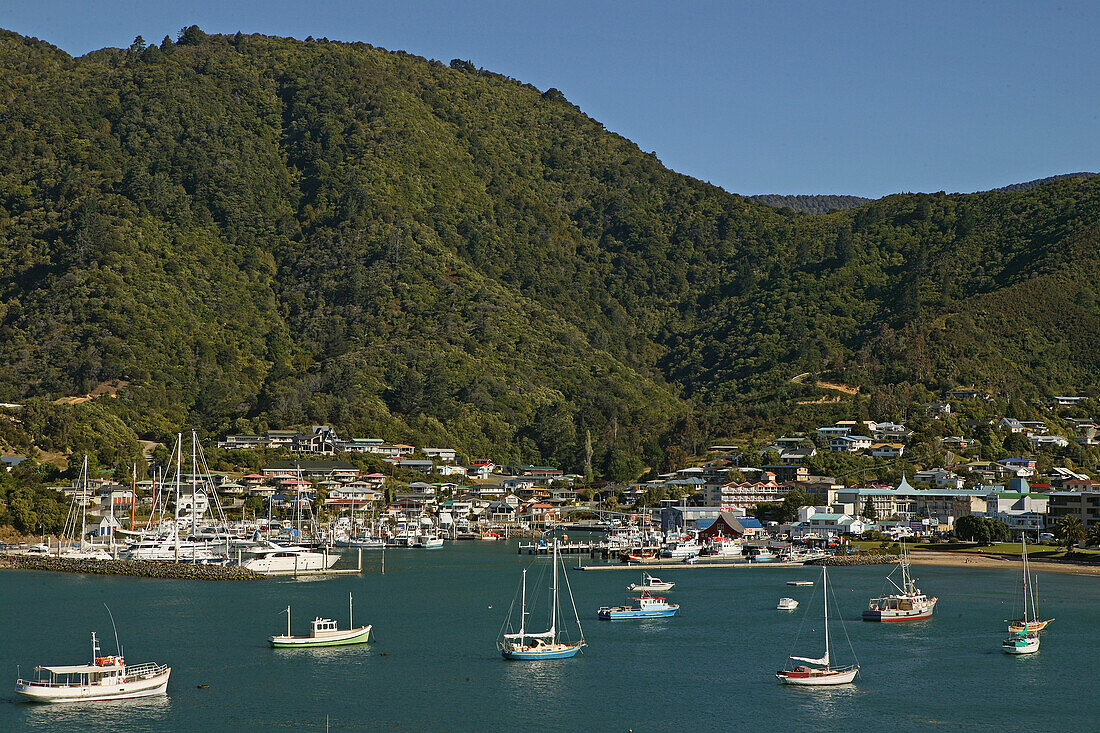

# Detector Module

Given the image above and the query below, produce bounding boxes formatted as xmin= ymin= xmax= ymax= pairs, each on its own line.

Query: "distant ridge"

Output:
xmin=984 ymin=172 xmax=1099 ymax=193
xmin=749 ymin=194 xmax=871 ymax=215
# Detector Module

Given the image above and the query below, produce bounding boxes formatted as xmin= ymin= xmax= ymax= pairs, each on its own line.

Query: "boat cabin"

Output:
xmin=27 ymin=658 xmax=125 ymax=688
xmin=310 ymin=617 xmax=342 ymax=637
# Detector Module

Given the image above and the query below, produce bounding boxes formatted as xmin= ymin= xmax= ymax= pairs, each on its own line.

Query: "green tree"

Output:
xmin=954 ymin=514 xmax=988 ymax=543
xmin=862 ymin=497 xmax=878 ymax=521
xmin=1086 ymin=523 xmax=1100 ymax=549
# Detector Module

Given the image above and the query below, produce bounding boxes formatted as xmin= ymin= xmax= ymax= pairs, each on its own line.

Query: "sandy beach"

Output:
xmin=910 ymin=551 xmax=1100 ymax=577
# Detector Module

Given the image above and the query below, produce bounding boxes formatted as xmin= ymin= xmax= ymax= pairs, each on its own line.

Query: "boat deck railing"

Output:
xmin=124 ymin=662 xmax=169 ymax=679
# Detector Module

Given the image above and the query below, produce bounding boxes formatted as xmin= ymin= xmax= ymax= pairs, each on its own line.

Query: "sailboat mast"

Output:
xmin=823 ymin=565 xmax=831 ymax=668
xmin=349 ymin=592 xmax=353 ymax=628
xmin=191 ymin=431 xmax=198 ymax=541
xmin=519 ymin=569 xmax=527 ymax=638
xmin=1021 ymin=536 xmax=1031 ymax=624
xmin=549 ymin=536 xmax=558 ymax=641
xmin=80 ymin=456 xmax=88 ymax=549
xmin=174 ymin=433 xmax=182 ymax=562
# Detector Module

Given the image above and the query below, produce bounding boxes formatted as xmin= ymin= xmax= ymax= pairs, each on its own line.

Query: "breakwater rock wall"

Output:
xmin=0 ymin=554 xmax=261 ymax=580
xmin=808 ymin=554 xmax=900 ymax=566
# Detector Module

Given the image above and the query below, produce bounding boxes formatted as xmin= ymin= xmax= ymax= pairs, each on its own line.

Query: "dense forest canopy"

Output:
xmin=1 ymin=28 xmax=1099 ymax=479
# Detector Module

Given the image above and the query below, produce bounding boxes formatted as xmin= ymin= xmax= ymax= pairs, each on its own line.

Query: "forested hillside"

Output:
xmin=1 ymin=28 xmax=1099 ymax=477
xmin=749 ymin=194 xmax=871 ymax=214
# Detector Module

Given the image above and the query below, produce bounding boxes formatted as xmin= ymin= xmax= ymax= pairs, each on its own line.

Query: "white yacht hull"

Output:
xmin=242 ymin=552 xmax=339 ymax=573
xmin=16 ymin=669 xmax=170 ymax=703
xmin=777 ymin=667 xmax=858 ymax=686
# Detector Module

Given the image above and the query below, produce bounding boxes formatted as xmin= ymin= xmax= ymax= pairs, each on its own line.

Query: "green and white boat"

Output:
xmin=269 ymin=594 xmax=372 ymax=648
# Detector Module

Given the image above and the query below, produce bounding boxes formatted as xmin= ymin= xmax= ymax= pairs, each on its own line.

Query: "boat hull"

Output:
xmin=862 ymin=600 xmax=936 ymax=622
xmin=15 ymin=669 xmax=170 ymax=703
xmin=500 ymin=643 xmax=584 ymax=660
xmin=776 ymin=667 xmax=858 ymax=686
xmin=1003 ymin=636 xmax=1040 ymax=654
xmin=597 ymin=608 xmax=678 ymax=620
xmin=1008 ymin=618 xmax=1053 ymax=633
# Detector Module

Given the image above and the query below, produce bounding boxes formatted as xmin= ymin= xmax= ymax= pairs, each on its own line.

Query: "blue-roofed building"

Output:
xmin=1 ymin=455 xmax=27 ymax=471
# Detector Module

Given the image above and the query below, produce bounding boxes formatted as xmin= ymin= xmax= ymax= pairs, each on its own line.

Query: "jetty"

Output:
xmin=518 ymin=541 xmax=601 ymax=555
xmin=573 ymin=560 xmax=810 ymax=571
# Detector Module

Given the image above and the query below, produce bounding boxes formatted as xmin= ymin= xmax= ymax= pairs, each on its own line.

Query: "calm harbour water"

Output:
xmin=2 ymin=543 xmax=1098 ymax=732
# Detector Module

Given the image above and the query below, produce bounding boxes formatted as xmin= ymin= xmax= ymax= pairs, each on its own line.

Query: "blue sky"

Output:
xmin=3 ymin=0 xmax=1098 ymax=198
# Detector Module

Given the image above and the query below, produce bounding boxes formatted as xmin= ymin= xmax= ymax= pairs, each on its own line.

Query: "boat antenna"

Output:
xmin=104 ymin=603 xmax=122 ymax=657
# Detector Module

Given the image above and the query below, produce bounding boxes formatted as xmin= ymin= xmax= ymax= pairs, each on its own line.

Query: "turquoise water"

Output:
xmin=2 ymin=544 xmax=1098 ymax=732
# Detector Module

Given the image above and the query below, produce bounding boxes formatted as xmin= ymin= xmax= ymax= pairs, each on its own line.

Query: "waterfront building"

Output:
xmin=791 ymin=506 xmax=866 ymax=538
xmin=703 ymin=479 xmax=788 ymax=510
xmin=1047 ymin=486 xmax=1100 ymax=529
xmin=983 ymin=479 xmax=1049 ymax=535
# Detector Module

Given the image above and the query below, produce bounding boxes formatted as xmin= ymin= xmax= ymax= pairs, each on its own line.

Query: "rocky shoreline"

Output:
xmin=0 ymin=554 xmax=261 ymax=580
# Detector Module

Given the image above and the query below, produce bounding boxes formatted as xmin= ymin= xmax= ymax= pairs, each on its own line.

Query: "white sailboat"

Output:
xmin=1007 ymin=536 xmax=1053 ymax=634
xmin=57 ymin=456 xmax=111 ymax=561
xmin=499 ymin=537 xmax=586 ymax=660
xmin=777 ymin=565 xmax=859 ymax=685
xmin=1003 ymin=537 xmax=1041 ymax=654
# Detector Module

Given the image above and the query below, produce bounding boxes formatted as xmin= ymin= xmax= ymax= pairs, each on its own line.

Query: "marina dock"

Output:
xmin=518 ymin=541 xmax=602 ymax=555
xmin=573 ymin=560 xmax=809 ymax=571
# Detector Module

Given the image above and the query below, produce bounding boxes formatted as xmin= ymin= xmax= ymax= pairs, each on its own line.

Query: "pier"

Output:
xmin=573 ymin=560 xmax=809 ymax=571
xmin=518 ymin=541 xmax=602 ymax=555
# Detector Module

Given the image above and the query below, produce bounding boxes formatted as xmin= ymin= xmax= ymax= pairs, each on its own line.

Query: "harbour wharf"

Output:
xmin=573 ymin=560 xmax=808 ymax=571
xmin=518 ymin=541 xmax=600 ymax=555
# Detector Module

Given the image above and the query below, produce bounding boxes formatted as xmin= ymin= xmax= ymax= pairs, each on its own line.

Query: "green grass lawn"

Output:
xmin=847 ymin=540 xmax=1100 ymax=558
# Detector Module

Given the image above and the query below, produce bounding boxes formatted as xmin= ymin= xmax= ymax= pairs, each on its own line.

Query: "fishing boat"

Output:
xmin=777 ymin=565 xmax=859 ymax=686
xmin=597 ymin=592 xmax=679 ymax=620
xmin=1002 ymin=538 xmax=1041 ymax=654
xmin=862 ymin=543 xmax=937 ymax=621
xmin=627 ymin=572 xmax=674 ymax=592
xmin=16 ymin=631 xmax=170 ymax=702
xmin=1007 ymin=538 xmax=1053 ymax=633
xmin=660 ymin=535 xmax=702 ymax=558
xmin=620 ymin=549 xmax=659 ymax=563
xmin=777 ymin=597 xmax=799 ymax=611
xmin=498 ymin=536 xmax=586 ymax=660
xmin=269 ymin=594 xmax=372 ymax=648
